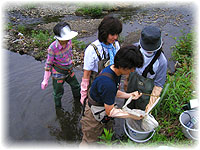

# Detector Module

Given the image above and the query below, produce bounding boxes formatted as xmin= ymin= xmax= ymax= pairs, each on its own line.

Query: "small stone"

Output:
xmin=81 ymin=30 xmax=88 ymax=33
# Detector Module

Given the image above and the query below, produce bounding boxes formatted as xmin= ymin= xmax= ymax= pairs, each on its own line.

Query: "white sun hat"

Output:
xmin=54 ymin=25 xmax=78 ymax=41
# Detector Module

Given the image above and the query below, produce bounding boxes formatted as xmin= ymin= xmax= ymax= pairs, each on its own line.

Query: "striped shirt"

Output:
xmin=45 ymin=40 xmax=73 ymax=79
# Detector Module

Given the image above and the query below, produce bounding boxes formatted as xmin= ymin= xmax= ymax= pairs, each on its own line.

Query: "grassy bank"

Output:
xmin=149 ymin=31 xmax=195 ymax=144
xmin=99 ymin=31 xmax=197 ymax=147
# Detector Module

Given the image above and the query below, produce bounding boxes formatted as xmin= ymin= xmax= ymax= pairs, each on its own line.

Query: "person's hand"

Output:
xmin=130 ymin=91 xmax=142 ymax=100
xmin=41 ymin=80 xmax=48 ymax=90
xmin=41 ymin=71 xmax=51 ymax=90
xmin=128 ymin=113 xmax=144 ymax=120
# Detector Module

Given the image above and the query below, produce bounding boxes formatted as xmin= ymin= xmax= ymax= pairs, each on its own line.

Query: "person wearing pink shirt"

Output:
xmin=41 ymin=22 xmax=80 ymax=108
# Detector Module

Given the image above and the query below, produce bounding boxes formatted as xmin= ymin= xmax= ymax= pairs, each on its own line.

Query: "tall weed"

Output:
xmin=151 ymin=31 xmax=195 ymax=142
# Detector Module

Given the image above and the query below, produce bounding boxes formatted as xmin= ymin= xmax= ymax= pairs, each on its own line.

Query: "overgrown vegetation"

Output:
xmin=75 ymin=3 xmax=114 ymax=18
xmin=149 ymin=30 xmax=195 ymax=144
xmin=76 ymin=5 xmax=103 ymax=18
xmin=98 ymin=31 xmax=197 ymax=147
xmin=31 ymin=30 xmax=54 ymax=48
xmin=6 ymin=22 xmax=87 ymax=61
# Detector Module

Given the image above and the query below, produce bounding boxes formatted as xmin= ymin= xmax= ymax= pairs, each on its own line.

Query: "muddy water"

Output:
xmin=5 ymin=3 xmax=195 ymax=145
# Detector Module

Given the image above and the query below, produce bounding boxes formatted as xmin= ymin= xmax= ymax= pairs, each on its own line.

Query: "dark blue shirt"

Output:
xmin=90 ymin=65 xmax=121 ymax=105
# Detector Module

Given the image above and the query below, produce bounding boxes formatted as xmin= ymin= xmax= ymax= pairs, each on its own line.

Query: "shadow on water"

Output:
xmin=48 ymin=100 xmax=82 ymax=142
xmin=6 ymin=50 xmax=84 ymax=143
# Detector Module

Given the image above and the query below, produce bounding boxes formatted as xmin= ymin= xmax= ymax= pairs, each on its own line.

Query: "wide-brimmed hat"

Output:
xmin=54 ymin=25 xmax=78 ymax=41
xmin=139 ymin=26 xmax=162 ymax=52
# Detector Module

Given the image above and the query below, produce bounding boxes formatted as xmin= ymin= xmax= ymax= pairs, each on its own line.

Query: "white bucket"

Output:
xmin=179 ymin=109 xmax=199 ymax=140
xmin=124 ymin=117 xmax=155 ymax=143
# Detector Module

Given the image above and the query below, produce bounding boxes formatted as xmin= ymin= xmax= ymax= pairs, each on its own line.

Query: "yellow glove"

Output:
xmin=145 ymin=86 xmax=162 ymax=113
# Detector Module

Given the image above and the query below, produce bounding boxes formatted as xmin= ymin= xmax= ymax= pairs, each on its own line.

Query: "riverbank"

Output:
xmin=4 ymin=3 xmax=131 ymax=66
xmin=4 ymin=2 xmax=194 ymax=72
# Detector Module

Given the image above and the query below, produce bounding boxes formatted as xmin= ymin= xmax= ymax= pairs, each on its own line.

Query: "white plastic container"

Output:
xmin=124 ymin=117 xmax=155 ymax=143
xmin=179 ymin=109 xmax=198 ymax=140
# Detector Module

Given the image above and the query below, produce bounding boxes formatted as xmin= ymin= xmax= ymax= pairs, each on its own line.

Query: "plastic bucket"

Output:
xmin=124 ymin=117 xmax=155 ymax=143
xmin=179 ymin=110 xmax=198 ymax=140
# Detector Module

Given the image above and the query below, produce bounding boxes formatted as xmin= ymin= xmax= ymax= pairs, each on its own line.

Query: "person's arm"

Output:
xmin=116 ymin=90 xmax=142 ymax=100
xmin=145 ymin=54 xmax=167 ymax=112
xmin=41 ymin=46 xmax=54 ymax=90
xmin=83 ymin=70 xmax=91 ymax=79
xmin=44 ymin=46 xmax=55 ymax=71
xmin=145 ymin=85 xmax=162 ymax=113
xmin=154 ymin=54 xmax=167 ymax=88
xmin=101 ymin=78 xmax=143 ymax=120
xmin=80 ymin=70 xmax=91 ymax=104
xmin=80 ymin=44 xmax=96 ymax=104
xmin=104 ymin=104 xmax=143 ymax=120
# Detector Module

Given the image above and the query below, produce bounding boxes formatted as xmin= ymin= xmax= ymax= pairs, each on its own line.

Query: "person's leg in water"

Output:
xmin=53 ymin=78 xmax=65 ymax=108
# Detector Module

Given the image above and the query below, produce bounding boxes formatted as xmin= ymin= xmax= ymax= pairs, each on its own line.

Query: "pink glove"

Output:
xmin=41 ymin=71 xmax=51 ymax=90
xmin=80 ymin=78 xmax=90 ymax=104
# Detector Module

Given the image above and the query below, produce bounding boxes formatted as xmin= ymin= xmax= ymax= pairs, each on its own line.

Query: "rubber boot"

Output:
xmin=66 ymin=74 xmax=81 ymax=99
xmin=53 ymin=78 xmax=64 ymax=108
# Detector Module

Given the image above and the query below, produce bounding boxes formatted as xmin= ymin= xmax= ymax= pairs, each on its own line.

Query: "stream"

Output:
xmin=4 ymin=3 xmax=195 ymax=146
xmin=5 ymin=49 xmax=125 ymax=145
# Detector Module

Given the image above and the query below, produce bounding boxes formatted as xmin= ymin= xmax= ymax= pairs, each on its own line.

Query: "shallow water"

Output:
xmin=5 ymin=50 xmax=125 ymax=145
xmin=6 ymin=50 xmax=82 ymax=143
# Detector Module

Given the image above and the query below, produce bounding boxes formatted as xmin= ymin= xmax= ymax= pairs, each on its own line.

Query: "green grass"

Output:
xmin=72 ymin=38 xmax=87 ymax=51
xmin=98 ymin=128 xmax=117 ymax=146
xmin=75 ymin=5 xmax=103 ymax=18
xmin=148 ymin=30 xmax=195 ymax=145
xmin=75 ymin=3 xmax=114 ymax=18
xmin=31 ymin=30 xmax=54 ymax=48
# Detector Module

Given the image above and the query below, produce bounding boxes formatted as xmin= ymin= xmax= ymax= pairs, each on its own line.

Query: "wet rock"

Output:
xmin=34 ymin=48 xmax=39 ymax=52
xmin=12 ymin=39 xmax=23 ymax=43
xmin=81 ymin=30 xmax=88 ymax=33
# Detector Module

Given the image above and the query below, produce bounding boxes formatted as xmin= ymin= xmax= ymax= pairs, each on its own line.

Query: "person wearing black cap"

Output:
xmin=124 ymin=25 xmax=167 ymax=112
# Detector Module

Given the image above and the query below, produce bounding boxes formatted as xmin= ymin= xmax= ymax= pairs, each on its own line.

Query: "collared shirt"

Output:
xmin=45 ymin=40 xmax=73 ymax=79
xmin=83 ymin=39 xmax=120 ymax=73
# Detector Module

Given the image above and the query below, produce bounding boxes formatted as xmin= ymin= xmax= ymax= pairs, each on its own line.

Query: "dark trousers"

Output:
xmin=52 ymin=74 xmax=80 ymax=108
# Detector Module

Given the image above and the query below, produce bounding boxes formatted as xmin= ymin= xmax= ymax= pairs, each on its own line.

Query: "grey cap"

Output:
xmin=139 ymin=26 xmax=162 ymax=51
